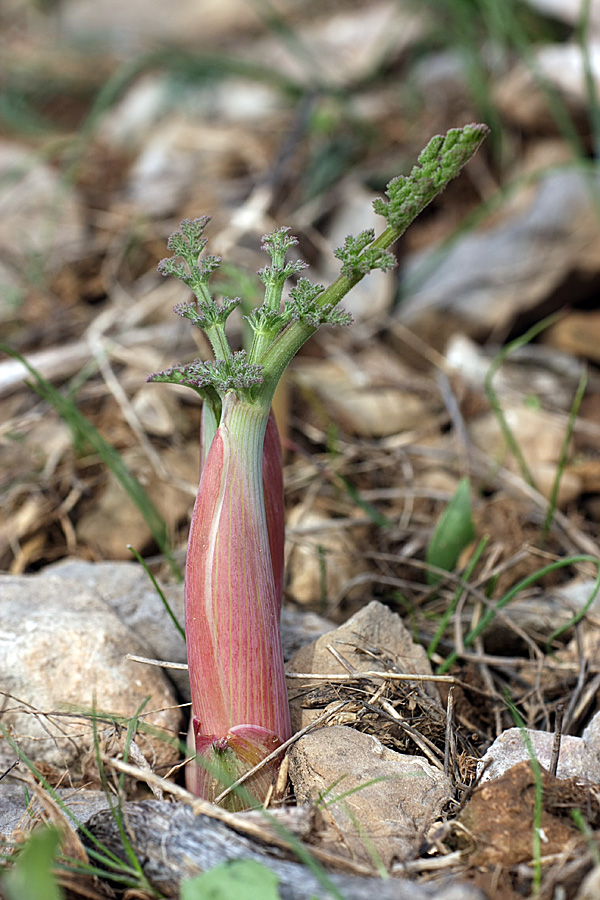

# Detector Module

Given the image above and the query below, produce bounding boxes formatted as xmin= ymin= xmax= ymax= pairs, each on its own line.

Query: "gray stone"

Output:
xmin=0 ymin=142 xmax=85 ymax=268
xmin=399 ymin=168 xmax=600 ymax=333
xmin=288 ymin=725 xmax=451 ymax=866
xmin=46 ymin=558 xmax=189 ymax=697
xmin=280 ymin=604 xmax=334 ymax=661
xmin=286 ymin=600 xmax=442 ymax=731
xmin=582 ymin=709 xmax=600 ymax=753
xmin=0 ymin=784 xmax=111 ymax=837
xmin=477 ymin=727 xmax=600 ymax=783
xmin=0 ymin=573 xmax=181 ymax=778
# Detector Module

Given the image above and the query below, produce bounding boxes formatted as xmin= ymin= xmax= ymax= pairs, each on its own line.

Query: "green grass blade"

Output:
xmin=128 ymin=545 xmax=185 ymax=639
xmin=438 ymin=554 xmax=600 ymax=673
xmin=0 ymin=724 xmax=143 ymax=880
xmin=541 ymin=366 xmax=587 ymax=544
xmin=484 ymin=312 xmax=563 ymax=490
xmin=427 ymin=535 xmax=489 ymax=659
xmin=337 ymin=475 xmax=393 ymax=528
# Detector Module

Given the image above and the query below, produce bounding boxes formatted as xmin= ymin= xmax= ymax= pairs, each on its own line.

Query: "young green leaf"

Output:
xmin=181 ymin=859 xmax=281 ymax=900
xmin=2 ymin=827 xmax=64 ymax=900
xmin=426 ymin=477 xmax=475 ymax=586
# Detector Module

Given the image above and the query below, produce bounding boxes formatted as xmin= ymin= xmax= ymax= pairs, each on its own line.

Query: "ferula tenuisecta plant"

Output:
xmin=149 ymin=124 xmax=489 ymax=810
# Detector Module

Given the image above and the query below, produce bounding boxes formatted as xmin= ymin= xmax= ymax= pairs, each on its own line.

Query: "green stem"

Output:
xmin=255 ymin=230 xmax=396 ymax=407
xmin=204 ymin=321 xmax=232 ymax=363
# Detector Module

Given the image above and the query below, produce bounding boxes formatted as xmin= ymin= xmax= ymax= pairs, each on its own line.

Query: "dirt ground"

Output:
xmin=3 ymin=1 xmax=600 ymax=898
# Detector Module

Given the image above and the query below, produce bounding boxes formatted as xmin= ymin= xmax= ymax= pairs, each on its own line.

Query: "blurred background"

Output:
xmin=2 ymin=0 xmax=600 ymax=602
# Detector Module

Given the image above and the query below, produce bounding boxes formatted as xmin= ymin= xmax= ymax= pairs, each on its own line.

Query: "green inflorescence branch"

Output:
xmin=150 ymin=124 xmax=489 ymax=408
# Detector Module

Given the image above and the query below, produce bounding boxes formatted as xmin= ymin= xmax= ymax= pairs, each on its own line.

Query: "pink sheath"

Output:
xmin=184 ymin=399 xmax=291 ymax=806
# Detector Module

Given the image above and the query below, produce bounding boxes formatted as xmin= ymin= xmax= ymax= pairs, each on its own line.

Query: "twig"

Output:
xmin=126 ymin=654 xmax=188 ymax=670
xmin=0 ymin=760 xmax=19 ymax=781
xmin=285 ymin=671 xmax=457 ymax=684
xmin=392 ymin=850 xmax=464 ymax=874
xmin=376 ymin=699 xmax=444 ymax=770
xmin=444 ymin=687 xmax=455 ymax=781
xmin=101 ymin=754 xmax=376 ymax=877
xmin=549 ymin=705 xmax=564 ymax=777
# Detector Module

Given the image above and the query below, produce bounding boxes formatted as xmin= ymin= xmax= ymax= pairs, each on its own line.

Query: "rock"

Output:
xmin=0 ymin=784 xmax=111 ymax=837
xmin=468 ymin=403 xmax=583 ymax=505
xmin=469 ymin=405 xmax=567 ymax=467
xmin=45 ymin=558 xmax=189 ymax=697
xmin=286 ymin=600 xmax=441 ymax=731
xmin=497 ymin=42 xmax=600 ymax=118
xmin=288 ymin=725 xmax=451 ymax=866
xmin=45 ymin=560 xmax=336 ymax=699
xmin=131 ymin=385 xmax=187 ymax=437
xmin=460 ymin=761 xmax=593 ymax=869
xmin=285 ymin=506 xmax=364 ymax=608
xmin=291 ymin=348 xmax=434 ymax=438
xmin=531 ymin=462 xmax=582 ymax=507
xmin=61 ymin=0 xmax=258 ymax=52
xmin=476 ymin=726 xmax=600 ymax=783
xmin=280 ymin=605 xmax=335 ymax=661
xmin=246 ymin=2 xmax=427 ymax=88
xmin=84 ymin=798 xmax=488 ymax=900
xmin=446 ymin=332 xmax=585 ymax=409
xmin=123 ymin=117 xmax=264 ymax=217
xmin=75 ymin=443 xmax=199 ymax=559
xmin=0 ymin=142 xmax=85 ymax=296
xmin=0 ymin=573 xmax=181 ymax=780
xmin=582 ymin=709 xmax=600 ymax=751
xmin=399 ymin=168 xmax=600 ymax=334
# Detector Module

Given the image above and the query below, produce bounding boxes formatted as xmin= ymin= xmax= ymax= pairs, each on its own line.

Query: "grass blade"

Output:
xmin=438 ymin=554 xmax=600 ymax=673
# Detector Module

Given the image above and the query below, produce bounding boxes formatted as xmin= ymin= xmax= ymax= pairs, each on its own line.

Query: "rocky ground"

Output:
xmin=3 ymin=1 xmax=600 ymax=898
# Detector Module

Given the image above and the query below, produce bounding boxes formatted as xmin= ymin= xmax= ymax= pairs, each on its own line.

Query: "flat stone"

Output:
xmin=74 ymin=444 xmax=198 ymax=560
xmin=285 ymin=506 xmax=364 ymax=607
xmin=0 ymin=573 xmax=182 ymax=780
xmin=288 ymin=725 xmax=451 ymax=866
xmin=280 ymin=605 xmax=334 ymax=661
xmin=477 ymin=727 xmax=600 ymax=783
xmin=582 ymin=709 xmax=600 ymax=752
xmin=0 ymin=141 xmax=85 ymax=268
xmin=460 ymin=761 xmax=587 ymax=869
